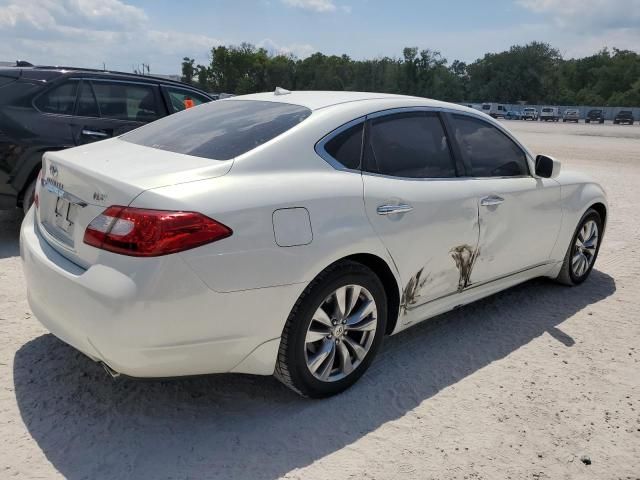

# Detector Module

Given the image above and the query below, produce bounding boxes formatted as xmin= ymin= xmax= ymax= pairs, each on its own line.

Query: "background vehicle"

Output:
xmin=505 ymin=110 xmax=522 ymax=120
xmin=21 ymin=92 xmax=607 ymax=398
xmin=0 ymin=63 xmax=214 ymax=212
xmin=563 ymin=109 xmax=580 ymax=122
xmin=613 ymin=110 xmax=634 ymax=125
xmin=522 ymin=107 xmax=538 ymax=120
xmin=481 ymin=103 xmax=508 ymax=118
xmin=540 ymin=107 xmax=560 ymax=122
xmin=585 ymin=109 xmax=605 ymax=124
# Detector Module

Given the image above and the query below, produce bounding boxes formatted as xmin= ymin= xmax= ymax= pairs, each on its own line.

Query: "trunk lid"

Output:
xmin=37 ymin=138 xmax=233 ymax=267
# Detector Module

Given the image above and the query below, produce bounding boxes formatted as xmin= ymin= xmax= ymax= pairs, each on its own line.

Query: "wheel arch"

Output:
xmin=589 ymin=201 xmax=607 ymax=230
xmin=330 ymin=253 xmax=402 ymax=336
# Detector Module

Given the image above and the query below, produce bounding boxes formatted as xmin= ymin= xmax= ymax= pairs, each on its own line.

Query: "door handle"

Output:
xmin=377 ymin=204 xmax=413 ymax=215
xmin=480 ymin=195 xmax=505 ymax=207
xmin=81 ymin=129 xmax=109 ymax=138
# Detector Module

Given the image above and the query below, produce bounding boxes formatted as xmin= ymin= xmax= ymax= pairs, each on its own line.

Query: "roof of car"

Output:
xmin=232 ymin=90 xmax=433 ymax=110
xmin=0 ymin=64 xmax=201 ymax=90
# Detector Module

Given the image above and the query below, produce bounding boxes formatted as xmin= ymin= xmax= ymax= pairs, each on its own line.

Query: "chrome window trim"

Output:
xmin=315 ymin=104 xmax=536 ymax=179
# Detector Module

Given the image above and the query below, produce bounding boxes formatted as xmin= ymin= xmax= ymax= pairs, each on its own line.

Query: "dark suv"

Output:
xmin=0 ymin=64 xmax=214 ymax=211
xmin=585 ymin=109 xmax=605 ymax=124
xmin=613 ymin=110 xmax=635 ymax=125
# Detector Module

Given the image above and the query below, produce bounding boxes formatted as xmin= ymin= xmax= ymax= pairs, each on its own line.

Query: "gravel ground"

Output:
xmin=1 ymin=121 xmax=639 ymax=479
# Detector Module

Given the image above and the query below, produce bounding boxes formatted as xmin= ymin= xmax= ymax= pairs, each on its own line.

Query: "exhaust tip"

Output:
xmin=100 ymin=361 xmax=121 ymax=379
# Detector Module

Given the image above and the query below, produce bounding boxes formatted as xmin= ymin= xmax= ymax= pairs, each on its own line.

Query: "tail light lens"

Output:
xmin=84 ymin=206 xmax=232 ymax=257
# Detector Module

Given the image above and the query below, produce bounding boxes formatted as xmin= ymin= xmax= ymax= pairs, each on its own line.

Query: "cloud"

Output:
xmin=517 ymin=0 xmax=640 ymax=29
xmin=515 ymin=0 xmax=640 ymax=58
xmin=0 ymin=0 xmax=220 ymax=73
xmin=280 ymin=0 xmax=337 ymax=13
xmin=258 ymin=38 xmax=316 ymax=58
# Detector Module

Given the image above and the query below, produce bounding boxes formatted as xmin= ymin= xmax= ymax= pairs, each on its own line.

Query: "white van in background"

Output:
xmin=481 ymin=103 xmax=508 ymax=118
xmin=540 ymin=107 xmax=560 ymax=122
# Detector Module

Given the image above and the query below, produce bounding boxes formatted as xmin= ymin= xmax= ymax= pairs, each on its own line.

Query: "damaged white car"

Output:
xmin=20 ymin=91 xmax=607 ymax=397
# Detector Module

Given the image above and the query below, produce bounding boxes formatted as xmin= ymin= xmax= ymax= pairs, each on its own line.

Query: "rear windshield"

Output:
xmin=542 ymin=108 xmax=552 ymax=112
xmin=122 ymin=99 xmax=312 ymax=160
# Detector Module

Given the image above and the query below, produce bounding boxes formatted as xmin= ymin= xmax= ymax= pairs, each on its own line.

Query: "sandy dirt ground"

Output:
xmin=0 ymin=120 xmax=639 ymax=479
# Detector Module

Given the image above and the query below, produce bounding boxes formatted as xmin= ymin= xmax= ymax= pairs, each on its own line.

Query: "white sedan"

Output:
xmin=20 ymin=90 xmax=607 ymax=397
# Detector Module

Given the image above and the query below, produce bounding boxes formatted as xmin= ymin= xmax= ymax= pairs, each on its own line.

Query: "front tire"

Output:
xmin=556 ymin=209 xmax=603 ymax=286
xmin=275 ymin=261 xmax=387 ymax=398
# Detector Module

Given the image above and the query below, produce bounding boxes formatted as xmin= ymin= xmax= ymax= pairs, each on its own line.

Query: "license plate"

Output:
xmin=54 ymin=197 xmax=76 ymax=233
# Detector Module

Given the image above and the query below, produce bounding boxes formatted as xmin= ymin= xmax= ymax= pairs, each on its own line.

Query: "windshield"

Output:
xmin=122 ymin=99 xmax=312 ymax=160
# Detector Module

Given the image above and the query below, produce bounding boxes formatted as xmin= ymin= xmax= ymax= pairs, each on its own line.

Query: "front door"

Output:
xmin=445 ymin=112 xmax=562 ymax=284
xmin=361 ymin=109 xmax=479 ymax=324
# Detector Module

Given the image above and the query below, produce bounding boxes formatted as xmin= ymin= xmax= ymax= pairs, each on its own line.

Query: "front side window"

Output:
xmin=165 ymin=87 xmax=211 ymax=113
xmin=322 ymin=122 xmax=363 ymax=170
xmin=123 ymin=100 xmax=312 ymax=160
xmin=91 ymin=82 xmax=160 ymax=122
xmin=34 ymin=81 xmax=78 ymax=115
xmin=364 ymin=111 xmax=456 ymax=179
xmin=450 ymin=114 xmax=529 ymax=177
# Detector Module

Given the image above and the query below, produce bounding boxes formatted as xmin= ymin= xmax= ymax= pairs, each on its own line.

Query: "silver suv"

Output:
xmin=563 ymin=109 xmax=580 ymax=123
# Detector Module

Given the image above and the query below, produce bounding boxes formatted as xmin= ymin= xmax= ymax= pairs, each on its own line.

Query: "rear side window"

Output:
xmin=322 ymin=122 xmax=363 ymax=170
xmin=450 ymin=114 xmax=529 ymax=177
xmin=91 ymin=82 xmax=160 ymax=122
xmin=165 ymin=87 xmax=211 ymax=113
xmin=35 ymin=81 xmax=78 ymax=115
xmin=364 ymin=112 xmax=456 ymax=178
xmin=123 ymin=100 xmax=312 ymax=160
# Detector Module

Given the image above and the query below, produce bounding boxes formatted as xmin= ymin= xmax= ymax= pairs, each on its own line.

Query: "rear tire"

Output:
xmin=556 ymin=209 xmax=603 ymax=286
xmin=275 ymin=260 xmax=387 ymax=398
xmin=21 ymin=178 xmax=37 ymax=215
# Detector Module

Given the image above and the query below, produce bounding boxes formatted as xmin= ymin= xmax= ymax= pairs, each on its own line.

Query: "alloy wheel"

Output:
xmin=304 ymin=285 xmax=377 ymax=382
xmin=572 ymin=219 xmax=599 ymax=277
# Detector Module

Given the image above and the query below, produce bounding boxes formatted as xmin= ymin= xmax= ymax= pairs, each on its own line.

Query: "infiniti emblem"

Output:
xmin=49 ymin=164 xmax=58 ymax=177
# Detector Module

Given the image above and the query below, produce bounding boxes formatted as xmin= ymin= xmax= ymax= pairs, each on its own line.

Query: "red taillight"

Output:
xmin=83 ymin=206 xmax=232 ymax=257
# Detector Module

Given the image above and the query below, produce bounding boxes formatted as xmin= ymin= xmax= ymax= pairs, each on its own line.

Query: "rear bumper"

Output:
xmin=20 ymin=208 xmax=305 ymax=377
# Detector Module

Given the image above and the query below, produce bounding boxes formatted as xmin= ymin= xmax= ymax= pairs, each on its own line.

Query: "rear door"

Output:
xmin=445 ymin=112 xmax=562 ymax=284
xmin=69 ymin=79 xmax=163 ymax=145
xmin=360 ymin=109 xmax=479 ymax=323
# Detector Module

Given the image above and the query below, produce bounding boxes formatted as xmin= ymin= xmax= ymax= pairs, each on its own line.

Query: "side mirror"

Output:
xmin=535 ymin=155 xmax=561 ymax=178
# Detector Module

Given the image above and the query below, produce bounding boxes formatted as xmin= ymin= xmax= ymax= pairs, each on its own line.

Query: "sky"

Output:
xmin=0 ymin=0 xmax=639 ymax=74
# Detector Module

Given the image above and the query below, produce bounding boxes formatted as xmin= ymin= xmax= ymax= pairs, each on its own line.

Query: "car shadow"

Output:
xmin=13 ymin=270 xmax=615 ymax=480
xmin=0 ymin=209 xmax=22 ymax=259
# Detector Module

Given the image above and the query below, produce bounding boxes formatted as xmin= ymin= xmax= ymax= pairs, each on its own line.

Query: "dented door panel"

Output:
xmin=362 ymin=174 xmax=479 ymax=324
xmin=469 ymin=177 xmax=562 ymax=284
